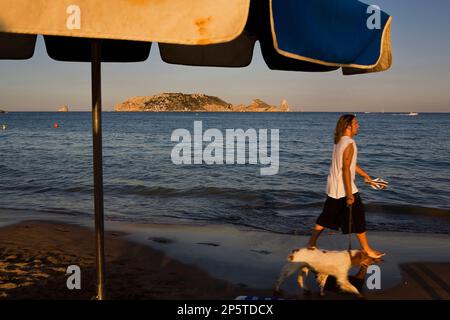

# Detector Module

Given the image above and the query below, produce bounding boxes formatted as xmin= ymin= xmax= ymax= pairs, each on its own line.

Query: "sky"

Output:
xmin=1 ymin=0 xmax=450 ymax=112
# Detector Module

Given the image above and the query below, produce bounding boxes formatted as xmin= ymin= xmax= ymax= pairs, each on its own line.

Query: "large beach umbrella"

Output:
xmin=0 ymin=0 xmax=392 ymax=299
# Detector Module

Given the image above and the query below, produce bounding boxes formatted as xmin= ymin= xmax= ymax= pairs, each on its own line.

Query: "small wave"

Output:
xmin=0 ymin=205 xmax=90 ymax=218
xmin=36 ymin=207 xmax=91 ymax=217
xmin=108 ymin=185 xmax=319 ymax=203
xmin=366 ymin=203 xmax=450 ymax=218
xmin=35 ymin=187 xmax=59 ymax=193
xmin=64 ymin=186 xmax=91 ymax=193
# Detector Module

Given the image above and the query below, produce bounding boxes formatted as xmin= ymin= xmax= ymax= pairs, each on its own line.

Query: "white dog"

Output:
xmin=274 ymin=248 xmax=376 ymax=297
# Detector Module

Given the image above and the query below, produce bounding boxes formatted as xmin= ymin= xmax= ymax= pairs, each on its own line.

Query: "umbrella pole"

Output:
xmin=91 ymin=39 xmax=106 ymax=300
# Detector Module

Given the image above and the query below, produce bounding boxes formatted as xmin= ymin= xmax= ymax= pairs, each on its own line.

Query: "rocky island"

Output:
xmin=114 ymin=93 xmax=290 ymax=112
xmin=58 ymin=105 xmax=69 ymax=112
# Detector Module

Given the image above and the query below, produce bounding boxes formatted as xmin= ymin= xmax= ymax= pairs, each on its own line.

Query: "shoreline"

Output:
xmin=1 ymin=218 xmax=450 ymax=299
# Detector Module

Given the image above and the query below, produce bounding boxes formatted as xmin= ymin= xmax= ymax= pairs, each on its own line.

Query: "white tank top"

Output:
xmin=326 ymin=136 xmax=358 ymax=199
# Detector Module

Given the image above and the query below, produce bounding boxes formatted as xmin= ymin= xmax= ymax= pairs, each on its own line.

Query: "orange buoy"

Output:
xmin=53 ymin=122 xmax=59 ymax=129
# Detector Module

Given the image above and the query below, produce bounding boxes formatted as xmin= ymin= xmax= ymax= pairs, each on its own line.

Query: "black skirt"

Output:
xmin=316 ymin=192 xmax=366 ymax=234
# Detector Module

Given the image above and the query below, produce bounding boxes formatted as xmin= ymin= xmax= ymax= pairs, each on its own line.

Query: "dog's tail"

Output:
xmin=288 ymin=248 xmax=300 ymax=261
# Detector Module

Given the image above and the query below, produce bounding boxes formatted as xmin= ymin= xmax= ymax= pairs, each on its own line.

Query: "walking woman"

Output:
xmin=307 ymin=114 xmax=385 ymax=259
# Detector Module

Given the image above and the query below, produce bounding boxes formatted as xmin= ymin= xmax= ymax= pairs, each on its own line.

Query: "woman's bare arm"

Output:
xmin=342 ymin=143 xmax=354 ymax=205
xmin=356 ymin=165 xmax=371 ymax=182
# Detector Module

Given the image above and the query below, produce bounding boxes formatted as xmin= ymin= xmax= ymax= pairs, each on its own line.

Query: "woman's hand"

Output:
xmin=346 ymin=194 xmax=355 ymax=206
xmin=363 ymin=176 xmax=372 ymax=184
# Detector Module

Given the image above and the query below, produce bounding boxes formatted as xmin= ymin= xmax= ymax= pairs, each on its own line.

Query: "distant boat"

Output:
xmin=58 ymin=105 xmax=69 ymax=112
xmin=408 ymin=112 xmax=419 ymax=116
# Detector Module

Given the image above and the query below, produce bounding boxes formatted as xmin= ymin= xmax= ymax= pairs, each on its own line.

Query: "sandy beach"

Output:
xmin=1 ymin=219 xmax=449 ymax=300
xmin=0 ymin=220 xmax=271 ymax=300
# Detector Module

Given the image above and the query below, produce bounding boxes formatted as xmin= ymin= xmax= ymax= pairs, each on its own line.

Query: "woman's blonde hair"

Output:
xmin=334 ymin=114 xmax=356 ymax=144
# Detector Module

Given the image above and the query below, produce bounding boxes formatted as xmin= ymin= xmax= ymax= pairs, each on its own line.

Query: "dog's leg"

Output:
xmin=336 ymin=275 xmax=362 ymax=297
xmin=298 ymin=266 xmax=310 ymax=294
xmin=274 ymin=262 xmax=301 ymax=293
xmin=317 ymin=273 xmax=329 ymax=296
